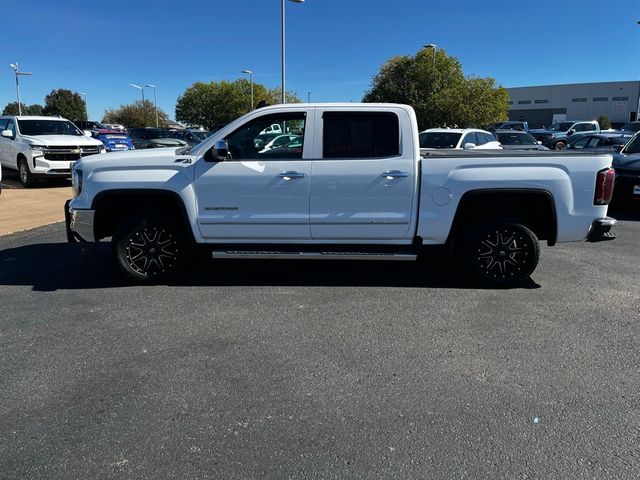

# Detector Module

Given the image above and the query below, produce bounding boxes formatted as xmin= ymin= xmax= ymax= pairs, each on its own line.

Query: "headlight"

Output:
xmin=99 ymin=146 xmax=106 ymax=154
xmin=30 ymin=144 xmax=46 ymax=155
xmin=71 ymin=164 xmax=83 ymax=197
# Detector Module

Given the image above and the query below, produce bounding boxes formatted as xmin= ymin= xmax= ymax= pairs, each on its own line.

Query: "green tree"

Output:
xmin=363 ymin=48 xmax=510 ymax=129
xmin=597 ymin=114 xmax=611 ymax=130
xmin=102 ymin=100 xmax=169 ymax=128
xmin=43 ymin=89 xmax=87 ymax=121
xmin=2 ymin=102 xmax=44 ymax=115
xmin=175 ymin=79 xmax=300 ymax=130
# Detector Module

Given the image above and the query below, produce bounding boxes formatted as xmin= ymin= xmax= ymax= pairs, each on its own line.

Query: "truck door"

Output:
xmin=194 ymin=110 xmax=312 ymax=240
xmin=309 ymin=109 xmax=416 ymax=240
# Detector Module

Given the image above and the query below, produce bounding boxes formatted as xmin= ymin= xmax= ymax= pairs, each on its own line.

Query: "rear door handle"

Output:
xmin=277 ymin=171 xmax=306 ymax=179
xmin=381 ymin=170 xmax=410 ymax=178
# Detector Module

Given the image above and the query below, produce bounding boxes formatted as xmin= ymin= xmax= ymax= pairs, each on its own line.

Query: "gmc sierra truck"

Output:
xmin=65 ymin=103 xmax=616 ymax=286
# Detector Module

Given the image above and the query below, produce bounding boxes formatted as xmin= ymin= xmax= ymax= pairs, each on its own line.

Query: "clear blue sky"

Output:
xmin=2 ymin=0 xmax=639 ymax=121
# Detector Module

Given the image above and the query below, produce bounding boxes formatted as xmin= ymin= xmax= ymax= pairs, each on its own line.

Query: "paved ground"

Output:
xmin=0 ymin=211 xmax=639 ymax=479
xmin=0 ymin=173 xmax=72 ymax=236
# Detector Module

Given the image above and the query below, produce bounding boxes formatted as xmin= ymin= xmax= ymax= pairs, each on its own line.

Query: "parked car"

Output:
xmin=171 ymin=129 xmax=212 ymax=146
xmin=92 ymin=129 xmax=135 ymax=152
xmin=66 ymin=103 xmax=615 ymax=287
xmin=0 ymin=115 xmax=105 ymax=187
xmin=567 ymin=133 xmax=632 ymax=153
xmin=620 ymin=121 xmax=640 ymax=134
xmin=74 ymin=120 xmax=106 ymax=131
xmin=127 ymin=128 xmax=188 ymax=149
xmin=259 ymin=134 xmax=300 ymax=153
xmin=495 ymin=129 xmax=549 ymax=150
xmin=102 ymin=123 xmax=126 ymax=132
xmin=419 ymin=128 xmax=502 ymax=150
xmin=259 ymin=123 xmax=283 ymax=135
xmin=611 ymin=132 xmax=640 ymax=206
xmin=530 ymin=120 xmax=600 ymax=150
xmin=487 ymin=121 xmax=529 ymax=132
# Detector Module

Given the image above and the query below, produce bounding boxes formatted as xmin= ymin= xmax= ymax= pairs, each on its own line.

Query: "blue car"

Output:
xmin=92 ymin=129 xmax=135 ymax=152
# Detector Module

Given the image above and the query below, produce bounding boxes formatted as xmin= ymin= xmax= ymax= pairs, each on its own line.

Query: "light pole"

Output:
xmin=636 ymin=22 xmax=640 ymax=121
xmin=146 ymin=84 xmax=159 ymax=127
xmin=241 ymin=70 xmax=254 ymax=110
xmin=129 ymin=83 xmax=146 ymax=126
xmin=79 ymin=92 xmax=88 ymax=119
xmin=9 ymin=63 xmax=33 ymax=116
xmin=307 ymin=91 xmax=311 ymax=103
xmin=281 ymin=0 xmax=304 ymax=104
xmin=423 ymin=44 xmax=437 ymax=68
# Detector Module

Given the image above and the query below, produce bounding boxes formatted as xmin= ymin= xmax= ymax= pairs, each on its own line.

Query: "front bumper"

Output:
xmin=64 ymin=199 xmax=96 ymax=243
xmin=586 ymin=216 xmax=617 ymax=242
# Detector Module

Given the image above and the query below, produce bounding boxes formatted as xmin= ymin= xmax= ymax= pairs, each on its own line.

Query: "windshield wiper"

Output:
xmin=176 ymin=146 xmax=191 ymax=155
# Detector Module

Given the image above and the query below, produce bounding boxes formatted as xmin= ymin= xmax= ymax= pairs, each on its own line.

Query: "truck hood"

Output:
xmin=613 ymin=152 xmax=640 ymax=170
xmin=22 ymin=134 xmax=104 ymax=147
xmin=77 ymin=146 xmax=187 ymax=170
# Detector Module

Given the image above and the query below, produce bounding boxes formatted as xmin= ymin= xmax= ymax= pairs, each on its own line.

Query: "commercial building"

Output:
xmin=506 ymin=81 xmax=640 ymax=128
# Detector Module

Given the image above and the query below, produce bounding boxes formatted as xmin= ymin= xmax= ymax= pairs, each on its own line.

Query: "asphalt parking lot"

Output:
xmin=1 ymin=210 xmax=639 ymax=479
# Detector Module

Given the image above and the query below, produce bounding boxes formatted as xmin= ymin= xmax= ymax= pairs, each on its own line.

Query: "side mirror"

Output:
xmin=567 ymin=129 xmax=575 ymax=135
xmin=1 ymin=130 xmax=13 ymax=139
xmin=615 ymin=144 xmax=625 ymax=152
xmin=205 ymin=140 xmax=229 ymax=162
xmin=463 ymin=143 xmax=476 ymax=150
xmin=83 ymin=130 xmax=92 ymax=137
xmin=537 ymin=141 xmax=542 ymax=145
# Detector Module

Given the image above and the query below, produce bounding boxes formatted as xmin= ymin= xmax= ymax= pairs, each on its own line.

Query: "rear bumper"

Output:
xmin=64 ymin=199 xmax=96 ymax=243
xmin=586 ymin=216 xmax=617 ymax=242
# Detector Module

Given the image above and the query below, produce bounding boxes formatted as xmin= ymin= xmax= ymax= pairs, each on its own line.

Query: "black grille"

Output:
xmin=43 ymin=145 xmax=101 ymax=161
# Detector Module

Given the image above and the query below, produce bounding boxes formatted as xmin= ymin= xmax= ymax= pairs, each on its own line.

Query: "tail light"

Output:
xmin=594 ymin=167 xmax=615 ymax=205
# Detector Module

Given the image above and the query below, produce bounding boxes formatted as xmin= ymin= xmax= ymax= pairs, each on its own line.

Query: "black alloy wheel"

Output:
xmin=114 ymin=216 xmax=185 ymax=282
xmin=464 ymin=222 xmax=540 ymax=286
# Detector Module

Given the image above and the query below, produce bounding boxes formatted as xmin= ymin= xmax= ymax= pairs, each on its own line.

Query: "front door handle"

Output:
xmin=381 ymin=170 xmax=410 ymax=179
xmin=277 ymin=171 xmax=306 ymax=179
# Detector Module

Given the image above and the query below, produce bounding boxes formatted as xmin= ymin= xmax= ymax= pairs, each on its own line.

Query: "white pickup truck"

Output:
xmin=65 ymin=103 xmax=616 ymax=285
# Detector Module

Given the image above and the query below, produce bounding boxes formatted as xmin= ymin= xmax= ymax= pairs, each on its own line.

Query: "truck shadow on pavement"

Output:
xmin=0 ymin=242 xmax=540 ymax=291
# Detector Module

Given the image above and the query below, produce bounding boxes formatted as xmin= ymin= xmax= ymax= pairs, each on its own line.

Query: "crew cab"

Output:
xmin=0 ymin=115 xmax=105 ymax=187
xmin=65 ymin=103 xmax=616 ymax=286
xmin=531 ymin=120 xmax=600 ymax=150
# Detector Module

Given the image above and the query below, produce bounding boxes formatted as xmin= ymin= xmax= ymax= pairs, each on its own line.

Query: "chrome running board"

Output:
xmin=211 ymin=250 xmax=417 ymax=261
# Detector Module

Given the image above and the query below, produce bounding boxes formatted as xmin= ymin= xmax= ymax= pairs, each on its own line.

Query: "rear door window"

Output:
xmin=322 ymin=112 xmax=399 ymax=158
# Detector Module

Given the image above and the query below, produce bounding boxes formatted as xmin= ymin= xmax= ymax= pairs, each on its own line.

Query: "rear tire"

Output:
xmin=112 ymin=215 xmax=187 ymax=283
xmin=18 ymin=157 xmax=36 ymax=188
xmin=462 ymin=221 xmax=540 ymax=286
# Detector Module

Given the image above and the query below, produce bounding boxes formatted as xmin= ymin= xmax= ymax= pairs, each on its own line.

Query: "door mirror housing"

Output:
xmin=1 ymin=129 xmax=13 ymax=139
xmin=205 ymin=140 xmax=230 ymax=162
xmin=567 ymin=129 xmax=575 ymax=135
xmin=83 ymin=130 xmax=93 ymax=137
xmin=463 ymin=143 xmax=476 ymax=150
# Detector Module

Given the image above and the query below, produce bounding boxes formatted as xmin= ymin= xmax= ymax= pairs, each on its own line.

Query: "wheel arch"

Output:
xmin=446 ymin=188 xmax=558 ymax=249
xmin=92 ymin=189 xmax=196 ymax=243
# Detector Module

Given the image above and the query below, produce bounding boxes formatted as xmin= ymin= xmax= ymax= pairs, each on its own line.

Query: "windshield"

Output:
xmin=497 ymin=131 xmax=537 ymax=145
xmin=622 ymin=134 xmax=640 ymax=154
xmin=190 ymin=131 xmax=211 ymax=141
xmin=621 ymin=123 xmax=640 ymax=133
xmin=18 ymin=119 xmax=83 ymax=136
xmin=548 ymin=122 xmax=574 ymax=132
xmin=419 ymin=132 xmax=462 ymax=148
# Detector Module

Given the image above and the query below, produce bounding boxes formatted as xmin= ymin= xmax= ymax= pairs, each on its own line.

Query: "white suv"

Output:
xmin=419 ymin=128 xmax=502 ymax=150
xmin=0 ymin=115 xmax=106 ymax=187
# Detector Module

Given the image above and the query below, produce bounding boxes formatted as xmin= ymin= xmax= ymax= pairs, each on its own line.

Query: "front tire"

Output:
xmin=553 ymin=141 xmax=566 ymax=151
xmin=463 ymin=222 xmax=540 ymax=286
xmin=18 ymin=157 xmax=36 ymax=187
xmin=113 ymin=215 xmax=186 ymax=283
